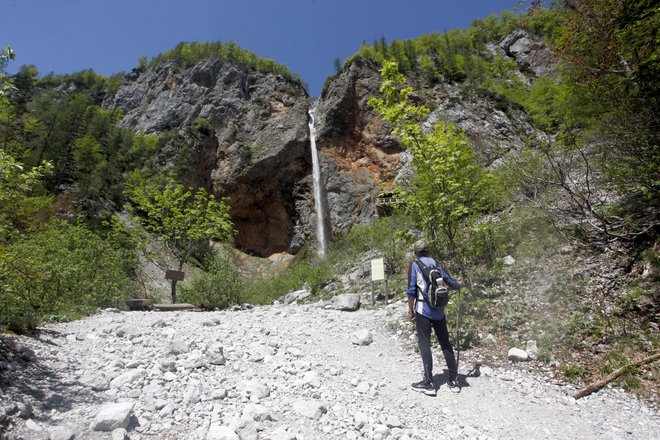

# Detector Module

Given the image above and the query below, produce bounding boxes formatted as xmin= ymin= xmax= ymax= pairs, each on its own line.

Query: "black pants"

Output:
xmin=415 ymin=312 xmax=457 ymax=381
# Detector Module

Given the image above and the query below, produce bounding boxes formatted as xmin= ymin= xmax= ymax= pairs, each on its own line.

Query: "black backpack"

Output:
xmin=415 ymin=258 xmax=450 ymax=308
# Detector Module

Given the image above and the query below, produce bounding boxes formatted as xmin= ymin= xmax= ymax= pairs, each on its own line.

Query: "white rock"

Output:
xmin=110 ymin=369 xmax=146 ymax=389
xmin=268 ymin=425 xmax=297 ymax=440
xmin=25 ymin=419 xmax=42 ymax=431
xmin=207 ymin=423 xmax=239 ymax=440
xmin=168 ymin=339 xmax=190 ymax=355
xmin=353 ymin=412 xmax=368 ymax=428
xmin=183 ymin=385 xmax=201 ymax=405
xmin=480 ymin=365 xmax=495 ymax=377
xmin=159 ymin=402 xmax=175 ymax=417
xmin=239 ymin=380 xmax=270 ymax=400
xmin=508 ymin=347 xmax=529 ymax=362
xmin=79 ymin=373 xmax=110 ymax=391
xmin=242 ymin=403 xmax=274 ymax=422
xmin=503 ymin=255 xmax=516 ymax=266
xmin=293 ymin=399 xmax=327 ymax=420
xmin=90 ymin=402 xmax=134 ymax=431
xmin=281 ymin=289 xmax=312 ymax=305
xmin=330 ymin=294 xmax=361 ymax=311
xmin=350 ymin=329 xmax=373 ymax=346
xmin=374 ymin=424 xmax=391 ymax=438
xmin=286 ymin=346 xmax=303 ymax=357
xmin=356 ymin=381 xmax=370 ymax=393
xmin=236 ymin=419 xmax=258 ymax=440
xmin=112 ymin=427 xmax=127 ymax=440
xmin=206 ymin=344 xmax=226 ymax=365
xmin=385 ymin=415 xmax=402 ymax=428
xmin=526 ymin=340 xmax=539 ymax=360
xmin=302 ymin=370 xmax=321 ymax=388
xmin=48 ymin=426 xmax=76 ymax=440
xmin=184 ymin=352 xmax=210 ymax=369
xmin=15 ymin=401 xmax=32 ymax=418
xmin=212 ymin=387 xmax=228 ymax=400
xmin=163 ymin=371 xmax=177 ymax=381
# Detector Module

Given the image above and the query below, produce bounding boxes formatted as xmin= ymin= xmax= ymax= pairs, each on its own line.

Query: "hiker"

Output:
xmin=407 ymin=239 xmax=461 ymax=396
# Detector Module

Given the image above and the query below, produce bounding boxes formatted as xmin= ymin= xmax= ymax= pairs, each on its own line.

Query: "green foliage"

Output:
xmin=529 ymin=0 xmax=660 ymax=208
xmin=599 ymin=351 xmax=643 ymax=391
xmin=0 ymin=45 xmax=16 ymax=104
xmin=180 ymin=247 xmax=241 ymax=307
xmin=36 ymin=69 xmax=123 ymax=103
xmin=194 ymin=118 xmax=212 ymax=136
xmin=334 ymin=213 xmax=413 ymax=276
xmin=127 ymin=176 xmax=234 ymax=302
xmin=369 ymin=61 xmax=496 ymax=280
xmin=241 ymin=257 xmax=334 ymax=305
xmin=0 ymin=151 xmax=53 ymax=240
xmin=560 ymin=364 xmax=588 ymax=382
xmin=343 ymin=10 xmax=558 ymax=83
xmin=148 ymin=41 xmax=307 ymax=93
xmin=0 ymin=221 xmax=137 ymax=332
xmin=128 ymin=177 xmax=234 ymax=265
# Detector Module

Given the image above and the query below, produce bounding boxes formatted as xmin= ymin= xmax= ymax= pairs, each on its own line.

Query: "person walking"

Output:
xmin=407 ymin=239 xmax=461 ymax=396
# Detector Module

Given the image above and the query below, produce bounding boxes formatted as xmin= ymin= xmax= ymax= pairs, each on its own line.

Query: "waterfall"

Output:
xmin=308 ymin=108 xmax=327 ymax=257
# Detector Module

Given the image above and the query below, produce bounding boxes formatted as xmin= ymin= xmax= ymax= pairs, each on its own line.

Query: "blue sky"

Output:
xmin=3 ymin=0 xmax=523 ymax=96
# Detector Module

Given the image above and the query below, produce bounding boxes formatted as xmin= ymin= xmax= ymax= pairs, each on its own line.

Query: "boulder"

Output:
xmin=280 ymin=289 xmax=312 ymax=305
xmin=350 ymin=329 xmax=373 ymax=346
xmin=500 ymin=30 xmax=554 ymax=77
xmin=207 ymin=424 xmax=239 ymax=440
xmin=48 ymin=426 xmax=76 ymax=440
xmin=331 ymin=294 xmax=361 ymax=311
xmin=292 ymin=399 xmax=327 ymax=420
xmin=90 ymin=402 xmax=134 ymax=431
xmin=168 ymin=339 xmax=190 ymax=355
xmin=526 ymin=340 xmax=539 ymax=360
xmin=507 ymin=347 xmax=529 ymax=362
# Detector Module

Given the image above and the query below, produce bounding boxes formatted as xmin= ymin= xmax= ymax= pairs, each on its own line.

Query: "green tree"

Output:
xmin=0 ymin=221 xmax=136 ymax=332
xmin=128 ymin=177 xmax=234 ymax=302
xmin=368 ymin=61 xmax=493 ymax=282
xmin=0 ymin=149 xmax=53 ymax=241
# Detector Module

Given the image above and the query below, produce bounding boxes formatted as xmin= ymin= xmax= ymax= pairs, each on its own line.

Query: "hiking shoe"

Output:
xmin=447 ymin=377 xmax=461 ymax=392
xmin=411 ymin=379 xmax=436 ymax=396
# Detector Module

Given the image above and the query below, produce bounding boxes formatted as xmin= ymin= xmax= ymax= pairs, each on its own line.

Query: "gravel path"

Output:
xmin=1 ymin=301 xmax=658 ymax=439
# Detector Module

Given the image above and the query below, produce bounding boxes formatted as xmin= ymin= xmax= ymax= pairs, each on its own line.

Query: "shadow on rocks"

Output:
xmin=434 ymin=363 xmax=483 ymax=390
xmin=1 ymin=331 xmax=104 ymax=423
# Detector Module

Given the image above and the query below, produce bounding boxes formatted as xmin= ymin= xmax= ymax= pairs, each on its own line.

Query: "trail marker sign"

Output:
xmin=370 ymin=258 xmax=389 ymax=304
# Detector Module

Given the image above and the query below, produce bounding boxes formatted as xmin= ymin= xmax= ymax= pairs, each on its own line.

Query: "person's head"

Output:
xmin=412 ymin=239 xmax=428 ymax=257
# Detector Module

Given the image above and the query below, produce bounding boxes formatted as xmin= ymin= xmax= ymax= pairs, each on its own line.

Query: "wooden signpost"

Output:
xmin=165 ymin=270 xmax=185 ymax=281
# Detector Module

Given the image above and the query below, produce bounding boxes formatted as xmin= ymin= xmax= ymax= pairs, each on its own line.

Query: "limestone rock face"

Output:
xmin=106 ymin=60 xmax=311 ymax=257
xmin=315 ymin=59 xmax=399 ymax=237
xmin=500 ymin=30 xmax=554 ymax=77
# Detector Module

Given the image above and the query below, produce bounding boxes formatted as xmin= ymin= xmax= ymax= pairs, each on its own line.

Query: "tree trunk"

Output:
xmin=171 ymin=279 xmax=178 ymax=304
xmin=574 ymin=352 xmax=660 ymax=399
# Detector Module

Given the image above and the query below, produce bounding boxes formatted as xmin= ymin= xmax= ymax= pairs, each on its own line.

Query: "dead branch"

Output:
xmin=574 ymin=352 xmax=660 ymax=399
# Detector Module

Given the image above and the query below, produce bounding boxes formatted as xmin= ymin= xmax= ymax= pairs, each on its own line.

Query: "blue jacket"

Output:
xmin=407 ymin=256 xmax=460 ymax=320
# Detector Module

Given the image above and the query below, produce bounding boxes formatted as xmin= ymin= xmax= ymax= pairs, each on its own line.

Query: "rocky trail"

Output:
xmin=1 ymin=300 xmax=658 ymax=440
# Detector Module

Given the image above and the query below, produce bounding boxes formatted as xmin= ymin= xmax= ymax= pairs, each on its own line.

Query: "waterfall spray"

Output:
xmin=308 ymin=107 xmax=327 ymax=257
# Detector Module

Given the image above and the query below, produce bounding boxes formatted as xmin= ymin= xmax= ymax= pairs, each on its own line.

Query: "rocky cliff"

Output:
xmin=105 ymin=30 xmax=551 ymax=257
xmin=106 ymin=60 xmax=312 ymax=256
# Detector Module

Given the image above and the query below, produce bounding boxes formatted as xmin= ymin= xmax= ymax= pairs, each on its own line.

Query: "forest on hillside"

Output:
xmin=0 ymin=0 xmax=657 ymax=393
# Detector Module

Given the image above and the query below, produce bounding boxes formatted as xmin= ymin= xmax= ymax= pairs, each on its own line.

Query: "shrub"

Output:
xmin=0 ymin=221 xmax=137 ymax=332
xmin=560 ymin=364 xmax=588 ymax=382
xmin=179 ymin=248 xmax=241 ymax=307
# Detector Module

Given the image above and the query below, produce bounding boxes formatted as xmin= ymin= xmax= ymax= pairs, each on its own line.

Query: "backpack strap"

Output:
xmin=414 ymin=258 xmax=431 ymax=302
